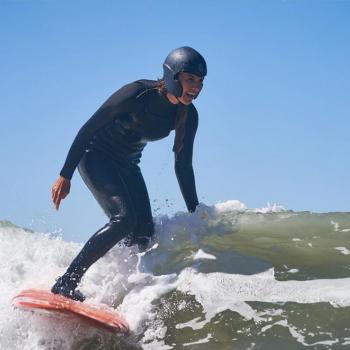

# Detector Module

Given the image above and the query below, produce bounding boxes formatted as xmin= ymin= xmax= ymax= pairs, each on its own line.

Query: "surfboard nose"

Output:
xmin=12 ymin=288 xmax=129 ymax=334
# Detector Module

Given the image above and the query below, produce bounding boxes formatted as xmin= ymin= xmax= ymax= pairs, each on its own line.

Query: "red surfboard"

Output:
xmin=12 ymin=289 xmax=129 ymax=334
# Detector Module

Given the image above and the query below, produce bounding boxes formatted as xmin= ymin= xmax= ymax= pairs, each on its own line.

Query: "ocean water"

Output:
xmin=1 ymin=200 xmax=350 ymax=350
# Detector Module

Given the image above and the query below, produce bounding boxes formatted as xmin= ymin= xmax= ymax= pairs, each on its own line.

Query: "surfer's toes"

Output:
xmin=51 ymin=276 xmax=86 ymax=302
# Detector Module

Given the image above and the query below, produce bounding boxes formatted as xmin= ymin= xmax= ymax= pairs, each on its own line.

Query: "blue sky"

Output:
xmin=1 ymin=0 xmax=349 ymax=242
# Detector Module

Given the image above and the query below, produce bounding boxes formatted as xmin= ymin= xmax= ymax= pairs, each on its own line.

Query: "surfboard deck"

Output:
xmin=12 ymin=289 xmax=129 ymax=334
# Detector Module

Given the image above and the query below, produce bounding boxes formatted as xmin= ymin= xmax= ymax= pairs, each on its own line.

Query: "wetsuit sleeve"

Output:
xmin=174 ymin=105 xmax=199 ymax=213
xmin=59 ymin=82 xmax=144 ymax=179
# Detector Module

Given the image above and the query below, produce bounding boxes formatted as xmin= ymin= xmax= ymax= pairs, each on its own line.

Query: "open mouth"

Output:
xmin=185 ymin=92 xmax=197 ymax=99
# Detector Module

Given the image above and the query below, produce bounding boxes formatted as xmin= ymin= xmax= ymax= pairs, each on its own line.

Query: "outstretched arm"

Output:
xmin=174 ymin=106 xmax=199 ymax=213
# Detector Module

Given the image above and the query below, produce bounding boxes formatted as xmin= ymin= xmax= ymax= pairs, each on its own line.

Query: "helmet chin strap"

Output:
xmin=166 ymin=92 xmax=182 ymax=105
xmin=176 ymin=96 xmax=186 ymax=105
xmin=177 ymin=84 xmax=185 ymax=104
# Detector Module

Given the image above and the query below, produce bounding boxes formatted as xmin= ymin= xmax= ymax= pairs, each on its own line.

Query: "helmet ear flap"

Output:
xmin=162 ymin=65 xmax=183 ymax=97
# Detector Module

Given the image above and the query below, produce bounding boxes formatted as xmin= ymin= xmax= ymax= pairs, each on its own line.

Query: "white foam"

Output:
xmin=214 ymin=200 xmax=247 ymax=213
xmin=142 ymin=325 xmax=173 ymax=350
xmin=250 ymin=202 xmax=287 ymax=214
xmin=330 ymin=221 xmax=350 ymax=233
xmin=214 ymin=200 xmax=287 ymax=214
xmin=193 ymin=249 xmax=216 ymax=261
xmin=183 ymin=333 xmax=212 ymax=346
xmin=335 ymin=247 xmax=350 ymax=255
xmin=0 ymin=226 xmax=96 ymax=350
xmin=175 ymin=268 xmax=350 ymax=327
xmin=176 ymin=317 xmax=204 ymax=330
xmin=343 ymin=338 xmax=350 ymax=345
xmin=331 ymin=220 xmax=340 ymax=232
xmin=261 ymin=319 xmax=339 ymax=347
xmin=121 ymin=272 xmax=178 ymax=332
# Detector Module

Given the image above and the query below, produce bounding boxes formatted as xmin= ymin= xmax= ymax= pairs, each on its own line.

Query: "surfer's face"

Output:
xmin=177 ymin=72 xmax=204 ymax=105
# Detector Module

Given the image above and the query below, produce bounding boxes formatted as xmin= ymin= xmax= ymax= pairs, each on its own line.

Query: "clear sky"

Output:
xmin=1 ymin=0 xmax=349 ymax=242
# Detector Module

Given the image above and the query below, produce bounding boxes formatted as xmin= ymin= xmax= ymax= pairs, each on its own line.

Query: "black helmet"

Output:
xmin=163 ymin=46 xmax=207 ymax=97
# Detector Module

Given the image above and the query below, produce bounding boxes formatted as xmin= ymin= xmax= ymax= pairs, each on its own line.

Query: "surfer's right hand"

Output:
xmin=52 ymin=176 xmax=71 ymax=210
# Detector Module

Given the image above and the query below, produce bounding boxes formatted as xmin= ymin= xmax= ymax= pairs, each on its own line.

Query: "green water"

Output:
xmin=135 ymin=212 xmax=350 ymax=349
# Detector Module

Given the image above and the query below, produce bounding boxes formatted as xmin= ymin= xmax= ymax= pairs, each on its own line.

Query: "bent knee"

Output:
xmin=109 ymin=212 xmax=138 ymax=233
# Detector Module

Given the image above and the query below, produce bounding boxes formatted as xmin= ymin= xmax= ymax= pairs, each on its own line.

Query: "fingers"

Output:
xmin=52 ymin=177 xmax=70 ymax=211
xmin=52 ymin=185 xmax=58 ymax=204
xmin=52 ymin=187 xmax=58 ymax=209
xmin=53 ymin=188 xmax=69 ymax=210
xmin=52 ymin=186 xmax=61 ymax=210
xmin=55 ymin=196 xmax=62 ymax=211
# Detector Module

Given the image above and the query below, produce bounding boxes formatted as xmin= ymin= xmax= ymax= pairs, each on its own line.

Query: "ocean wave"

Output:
xmin=1 ymin=200 xmax=350 ymax=349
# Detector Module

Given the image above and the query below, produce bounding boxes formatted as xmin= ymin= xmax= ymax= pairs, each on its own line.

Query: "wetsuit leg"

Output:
xmin=52 ymin=150 xmax=140 ymax=297
xmin=122 ymin=169 xmax=154 ymax=251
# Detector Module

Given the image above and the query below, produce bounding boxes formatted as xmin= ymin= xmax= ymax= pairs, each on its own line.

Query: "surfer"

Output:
xmin=51 ymin=47 xmax=207 ymax=302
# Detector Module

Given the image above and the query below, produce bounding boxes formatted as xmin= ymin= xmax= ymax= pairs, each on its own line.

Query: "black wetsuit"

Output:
xmin=52 ymin=80 xmax=199 ymax=299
